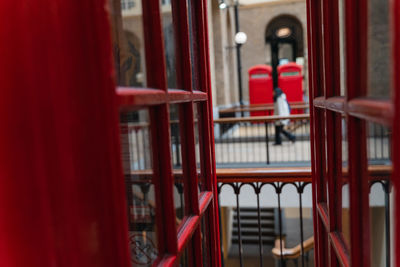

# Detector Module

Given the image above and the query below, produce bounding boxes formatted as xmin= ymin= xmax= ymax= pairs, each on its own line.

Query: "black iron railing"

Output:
xmin=214 ymin=114 xmax=311 ymax=167
xmin=121 ymin=115 xmax=391 ymax=170
xmin=215 ymin=167 xmax=392 ymax=267
xmin=216 ymin=168 xmax=313 ymax=267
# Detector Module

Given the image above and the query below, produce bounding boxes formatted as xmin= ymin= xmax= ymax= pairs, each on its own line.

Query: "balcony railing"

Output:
xmin=214 ymin=114 xmax=311 ymax=167
xmin=216 ymin=166 xmax=392 ymax=267
xmin=122 ymin=113 xmax=391 ymax=171
xmin=217 ymin=167 xmax=313 ymax=267
xmin=121 ymin=110 xmax=393 ymax=266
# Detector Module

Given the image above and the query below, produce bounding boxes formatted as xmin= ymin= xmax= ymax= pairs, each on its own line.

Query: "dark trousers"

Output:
xmin=275 ymin=125 xmax=295 ymax=144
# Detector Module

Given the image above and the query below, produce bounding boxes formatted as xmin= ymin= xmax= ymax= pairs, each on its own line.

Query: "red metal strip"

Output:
xmin=317 ymin=203 xmax=330 ymax=230
xmin=195 ymin=0 xmax=222 ymax=265
xmin=391 ymin=0 xmax=400 ymax=265
xmin=329 ymin=232 xmax=350 ymax=267
xmin=168 ymin=89 xmax=208 ymax=103
xmin=348 ymin=117 xmax=370 ymax=267
xmin=117 ymin=87 xmax=167 ymax=109
xmin=345 ymin=0 xmax=371 ymax=265
xmin=192 ymin=90 xmax=208 ymax=101
xmin=347 ymin=98 xmax=393 ymax=126
xmin=326 ymin=111 xmax=342 ymax=232
xmin=325 ymin=97 xmax=346 ymax=113
xmin=177 ymin=215 xmax=201 ymax=251
xmin=149 ymin=105 xmax=178 ymax=255
xmin=179 ymin=103 xmax=200 ymax=216
xmin=153 ymin=254 xmax=177 ymax=267
xmin=199 ymin=191 xmax=213 ymax=215
xmin=116 ymin=88 xmax=207 ymax=109
xmin=313 ymin=96 xmax=326 ymax=108
xmin=306 ymin=0 xmax=322 ymax=264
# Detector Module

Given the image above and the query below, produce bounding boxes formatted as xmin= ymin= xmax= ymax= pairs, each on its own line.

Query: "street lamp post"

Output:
xmin=220 ymin=0 xmax=247 ymax=116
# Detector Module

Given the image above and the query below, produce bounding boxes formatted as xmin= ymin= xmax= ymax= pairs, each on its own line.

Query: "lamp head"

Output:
xmin=235 ymin=32 xmax=247 ymax=45
xmin=219 ymin=1 xmax=227 ymax=9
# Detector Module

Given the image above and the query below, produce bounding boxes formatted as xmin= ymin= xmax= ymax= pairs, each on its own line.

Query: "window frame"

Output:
xmin=117 ymin=0 xmax=221 ymax=266
xmin=307 ymin=0 xmax=397 ymax=266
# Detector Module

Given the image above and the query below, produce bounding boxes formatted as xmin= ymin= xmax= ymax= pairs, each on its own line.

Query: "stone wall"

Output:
xmin=211 ymin=0 xmax=308 ymax=106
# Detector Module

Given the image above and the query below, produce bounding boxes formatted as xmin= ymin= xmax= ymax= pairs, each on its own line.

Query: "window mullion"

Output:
xmin=142 ymin=0 xmax=178 ymax=257
xmin=150 ymin=105 xmax=178 ymax=255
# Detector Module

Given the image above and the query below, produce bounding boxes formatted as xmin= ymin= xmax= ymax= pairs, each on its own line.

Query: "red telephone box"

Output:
xmin=278 ymin=63 xmax=303 ymax=114
xmin=248 ymin=65 xmax=273 ymax=116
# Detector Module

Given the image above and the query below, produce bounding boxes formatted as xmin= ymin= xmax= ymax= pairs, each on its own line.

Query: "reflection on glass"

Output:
xmin=341 ymin=117 xmax=350 ymax=247
xmin=367 ymin=0 xmax=391 ymax=98
xmin=118 ymin=0 xmax=146 ymax=87
xmin=120 ymin=110 xmax=158 ymax=266
xmin=367 ymin=123 xmax=392 ymax=165
xmin=194 ymin=103 xmax=207 ymax=192
xmin=170 ymin=105 xmax=185 ymax=227
xmin=367 ymin=122 xmax=392 ymax=266
xmin=161 ymin=0 xmax=177 ymax=88
xmin=201 ymin=213 xmax=210 ymax=266
xmin=187 ymin=0 xmax=198 ymax=91
xmin=180 ymin=246 xmax=190 ymax=266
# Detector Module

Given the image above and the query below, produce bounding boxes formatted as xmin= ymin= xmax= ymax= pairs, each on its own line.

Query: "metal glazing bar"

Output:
xmin=235 ymin=184 xmax=244 ymax=267
xmin=256 ymin=184 xmax=264 ymax=267
xmin=265 ymin=122 xmax=270 ymax=165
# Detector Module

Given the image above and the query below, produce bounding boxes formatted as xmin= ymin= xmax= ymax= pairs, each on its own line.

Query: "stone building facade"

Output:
xmin=110 ymin=0 xmax=391 ymax=108
xmin=208 ymin=0 xmax=308 ymax=109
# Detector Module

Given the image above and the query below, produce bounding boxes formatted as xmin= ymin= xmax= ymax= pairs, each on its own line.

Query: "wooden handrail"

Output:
xmin=216 ymin=167 xmax=312 ymax=183
xmin=127 ymin=165 xmax=391 ymax=184
xmin=272 ymin=236 xmax=314 ymax=259
xmin=214 ymin=114 xmax=310 ymax=124
xmin=219 ymin=102 xmax=307 ymax=114
xmin=219 ymin=104 xmax=309 ymax=114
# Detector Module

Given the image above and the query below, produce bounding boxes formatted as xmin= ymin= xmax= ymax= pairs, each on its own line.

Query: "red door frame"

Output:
xmin=307 ymin=0 xmax=397 ymax=266
xmin=119 ymin=0 xmax=221 ymax=266
xmin=0 ymin=0 xmax=221 ymax=266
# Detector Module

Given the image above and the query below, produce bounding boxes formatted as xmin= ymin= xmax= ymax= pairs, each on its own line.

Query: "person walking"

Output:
xmin=273 ymin=88 xmax=296 ymax=145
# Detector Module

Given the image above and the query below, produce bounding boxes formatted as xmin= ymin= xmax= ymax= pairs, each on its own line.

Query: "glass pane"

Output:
xmin=339 ymin=0 xmax=346 ymax=96
xmin=367 ymin=0 xmax=391 ymax=98
xmin=194 ymin=103 xmax=207 ymax=192
xmin=201 ymin=213 xmax=211 ymax=267
xmin=367 ymin=122 xmax=392 ymax=266
xmin=161 ymin=0 xmax=178 ymax=88
xmin=170 ymin=104 xmax=186 ymax=228
xmin=187 ymin=0 xmax=198 ymax=91
xmin=341 ymin=116 xmax=350 ymax=247
xmin=118 ymin=0 xmax=146 ymax=87
xmin=120 ymin=110 xmax=158 ymax=266
xmin=367 ymin=123 xmax=392 ymax=165
xmin=179 ymin=246 xmax=190 ymax=266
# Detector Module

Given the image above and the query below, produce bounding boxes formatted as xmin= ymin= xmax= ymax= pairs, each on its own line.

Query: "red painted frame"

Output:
xmin=307 ymin=0 xmax=396 ymax=266
xmin=119 ymin=0 xmax=221 ymax=266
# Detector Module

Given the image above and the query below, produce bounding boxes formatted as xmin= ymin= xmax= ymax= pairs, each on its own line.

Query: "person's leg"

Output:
xmin=274 ymin=125 xmax=282 ymax=145
xmin=282 ymin=128 xmax=296 ymax=142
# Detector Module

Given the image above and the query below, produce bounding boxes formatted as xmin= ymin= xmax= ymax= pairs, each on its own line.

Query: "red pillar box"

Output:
xmin=248 ymin=65 xmax=273 ymax=116
xmin=278 ymin=63 xmax=304 ymax=114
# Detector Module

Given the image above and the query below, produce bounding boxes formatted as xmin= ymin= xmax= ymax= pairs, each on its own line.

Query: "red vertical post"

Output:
xmin=391 ymin=0 xmax=400 ymax=265
xmin=345 ymin=0 xmax=370 ymax=265
xmin=196 ymin=0 xmax=222 ymax=266
xmin=0 ymin=1 xmax=130 ymax=267
xmin=305 ymin=0 xmax=320 ymax=264
xmin=142 ymin=0 xmax=179 ymax=257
